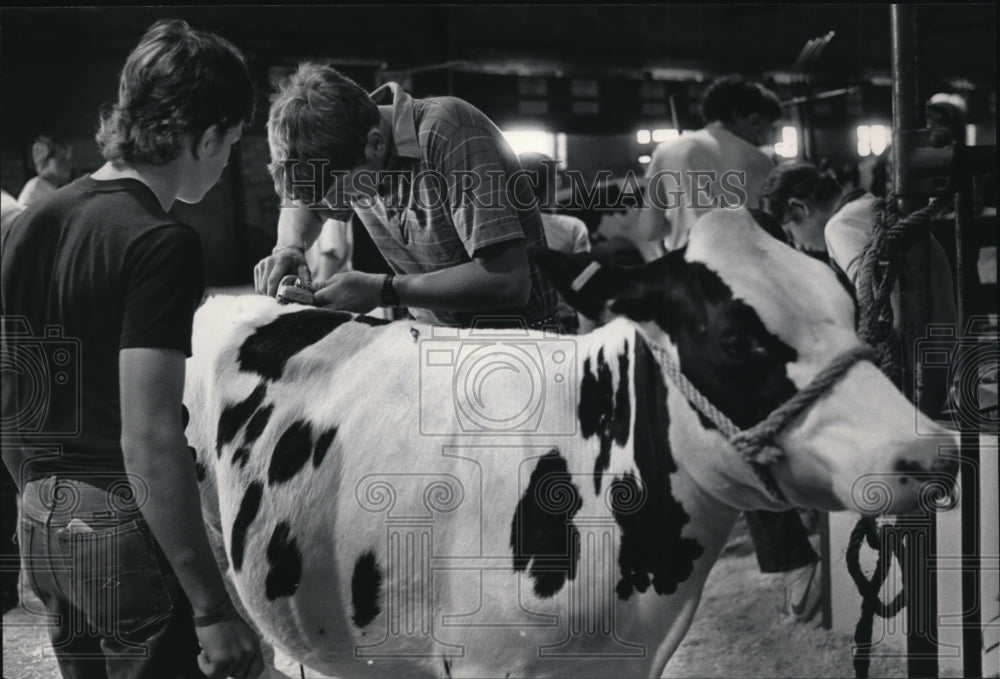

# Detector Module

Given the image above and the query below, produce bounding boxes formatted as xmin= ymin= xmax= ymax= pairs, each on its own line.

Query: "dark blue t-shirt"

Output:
xmin=1 ymin=175 xmax=205 ymax=483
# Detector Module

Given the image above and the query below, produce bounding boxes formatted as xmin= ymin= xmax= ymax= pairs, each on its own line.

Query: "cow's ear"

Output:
xmin=529 ymin=247 xmax=643 ymax=320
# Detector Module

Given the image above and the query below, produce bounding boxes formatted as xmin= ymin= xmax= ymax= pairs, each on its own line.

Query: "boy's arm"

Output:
xmin=120 ymin=347 xmax=262 ymax=679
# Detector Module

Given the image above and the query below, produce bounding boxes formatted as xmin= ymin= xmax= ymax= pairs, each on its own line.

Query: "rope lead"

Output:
xmin=848 ymin=194 xmax=943 ymax=678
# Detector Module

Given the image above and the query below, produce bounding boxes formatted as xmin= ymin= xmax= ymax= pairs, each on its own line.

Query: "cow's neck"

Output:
xmin=574 ymin=318 xmax=744 ymax=557
xmin=583 ymin=320 xmax=788 ymax=515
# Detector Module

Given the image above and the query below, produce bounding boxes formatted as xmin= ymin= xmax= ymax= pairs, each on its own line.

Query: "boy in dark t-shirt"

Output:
xmin=1 ymin=20 xmax=263 ymax=679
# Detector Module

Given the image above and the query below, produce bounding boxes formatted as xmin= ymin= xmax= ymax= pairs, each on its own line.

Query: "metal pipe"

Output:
xmin=954 ymin=163 xmax=984 ymax=679
xmin=780 ymin=86 xmax=860 ymax=107
xmin=891 ymin=5 xmax=939 ymax=677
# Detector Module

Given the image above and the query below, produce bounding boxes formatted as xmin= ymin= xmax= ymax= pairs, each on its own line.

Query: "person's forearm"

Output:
xmin=275 ymin=203 xmax=324 ymax=253
xmin=123 ymin=435 xmax=229 ymax=613
xmin=395 ymin=261 xmax=530 ymax=312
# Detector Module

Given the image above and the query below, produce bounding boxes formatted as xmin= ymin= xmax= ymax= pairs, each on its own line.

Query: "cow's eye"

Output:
xmin=721 ymin=331 xmax=767 ymax=359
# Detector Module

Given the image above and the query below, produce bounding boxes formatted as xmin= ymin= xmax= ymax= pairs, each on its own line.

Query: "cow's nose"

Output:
xmin=930 ymin=455 xmax=960 ymax=477
xmin=893 ymin=456 xmax=959 ymax=482
xmin=893 ymin=456 xmax=960 ymax=511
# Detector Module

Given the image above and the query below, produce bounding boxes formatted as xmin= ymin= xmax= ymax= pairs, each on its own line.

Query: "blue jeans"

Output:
xmin=20 ymin=475 xmax=206 ymax=679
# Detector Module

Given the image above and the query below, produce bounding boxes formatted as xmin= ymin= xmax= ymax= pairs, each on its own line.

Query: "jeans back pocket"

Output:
xmin=56 ymin=516 xmax=175 ymax=638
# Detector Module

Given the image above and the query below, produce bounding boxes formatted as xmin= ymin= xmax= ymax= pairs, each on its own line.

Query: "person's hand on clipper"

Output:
xmin=254 ymin=201 xmax=324 ymax=296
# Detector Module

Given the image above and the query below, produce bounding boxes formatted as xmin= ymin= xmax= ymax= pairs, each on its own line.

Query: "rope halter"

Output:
xmin=647 ymin=339 xmax=879 ymax=503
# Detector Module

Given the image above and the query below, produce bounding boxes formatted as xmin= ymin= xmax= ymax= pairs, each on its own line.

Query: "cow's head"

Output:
xmin=533 ymin=208 xmax=958 ymax=516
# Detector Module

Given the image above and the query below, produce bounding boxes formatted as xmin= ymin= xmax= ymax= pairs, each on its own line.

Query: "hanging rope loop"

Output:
xmin=847 ymin=193 xmax=945 ymax=679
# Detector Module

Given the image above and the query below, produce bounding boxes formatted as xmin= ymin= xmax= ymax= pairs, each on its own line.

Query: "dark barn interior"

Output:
xmin=1 ymin=4 xmax=995 ymax=284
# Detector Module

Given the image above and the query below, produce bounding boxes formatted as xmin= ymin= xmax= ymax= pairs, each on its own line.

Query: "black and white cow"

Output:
xmin=184 ymin=207 xmax=957 ymax=678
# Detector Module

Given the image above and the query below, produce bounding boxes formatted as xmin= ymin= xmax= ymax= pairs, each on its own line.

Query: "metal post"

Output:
xmin=954 ymin=155 xmax=984 ymax=679
xmin=890 ymin=5 xmax=939 ymax=677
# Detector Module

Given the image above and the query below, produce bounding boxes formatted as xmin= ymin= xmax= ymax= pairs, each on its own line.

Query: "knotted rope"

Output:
xmin=846 ymin=518 xmax=906 ymax=679
xmin=854 ymin=196 xmax=944 ymax=382
xmin=650 ymin=341 xmax=877 ymax=504
xmin=847 ymin=194 xmax=944 ymax=679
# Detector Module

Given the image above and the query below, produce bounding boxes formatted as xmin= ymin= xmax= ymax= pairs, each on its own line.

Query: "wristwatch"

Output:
xmin=380 ymin=273 xmax=399 ymax=307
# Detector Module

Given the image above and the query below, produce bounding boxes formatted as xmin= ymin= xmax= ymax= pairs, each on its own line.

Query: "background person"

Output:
xmin=518 ymin=152 xmax=594 ymax=333
xmin=634 ymin=74 xmax=781 ymax=260
xmin=761 ymin=161 xmax=958 ymax=415
xmin=17 ymin=135 xmax=73 ymax=206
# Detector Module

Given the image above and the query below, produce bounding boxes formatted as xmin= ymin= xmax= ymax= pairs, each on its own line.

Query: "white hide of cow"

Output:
xmin=184 ymin=207 xmax=958 ymax=679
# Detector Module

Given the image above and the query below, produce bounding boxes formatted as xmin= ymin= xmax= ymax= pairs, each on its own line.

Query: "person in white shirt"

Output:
xmin=634 ymin=75 xmax=781 ymax=260
xmin=761 ymin=161 xmax=958 ymax=416
xmin=518 ymin=152 xmax=594 ymax=333
xmin=17 ymin=135 xmax=72 ymax=206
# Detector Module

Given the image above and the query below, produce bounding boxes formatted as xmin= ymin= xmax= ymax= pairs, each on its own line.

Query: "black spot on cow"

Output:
xmin=611 ymin=335 xmax=703 ymax=600
xmin=662 ymin=260 xmax=798 ymax=430
xmin=232 ymin=446 xmax=251 ymax=469
xmin=509 ymin=450 xmax=582 ymax=598
xmin=352 ymin=314 xmax=392 ymax=327
xmin=351 ymin=550 xmax=383 ymax=627
xmin=189 ymin=444 xmax=205 ymax=481
xmin=231 ymin=481 xmax=264 ymax=573
xmin=312 ymin=427 xmax=337 ymax=468
xmin=265 ymin=522 xmax=303 ymax=600
xmin=239 ymin=309 xmax=353 ymax=381
xmin=245 ymin=405 xmax=274 ymax=446
xmin=268 ymin=420 xmax=313 ymax=486
xmin=217 ymin=383 xmax=267 ymax=458
xmin=232 ymin=404 xmax=275 ymax=469
xmin=578 ymin=345 xmax=631 ymax=495
xmin=181 ymin=404 xmax=190 ymax=429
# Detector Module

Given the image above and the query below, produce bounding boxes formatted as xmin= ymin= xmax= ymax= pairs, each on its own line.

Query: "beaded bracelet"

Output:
xmin=193 ymin=599 xmax=234 ymax=628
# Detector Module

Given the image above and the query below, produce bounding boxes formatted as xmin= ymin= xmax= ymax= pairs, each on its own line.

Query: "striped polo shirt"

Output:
xmin=349 ymin=82 xmax=557 ymax=328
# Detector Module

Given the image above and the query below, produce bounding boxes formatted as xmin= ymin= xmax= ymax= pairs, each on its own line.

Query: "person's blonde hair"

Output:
xmin=267 ymin=63 xmax=379 ymax=203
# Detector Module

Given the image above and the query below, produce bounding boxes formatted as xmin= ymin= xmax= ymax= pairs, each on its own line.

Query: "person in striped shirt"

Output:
xmin=256 ymin=63 xmax=557 ymax=329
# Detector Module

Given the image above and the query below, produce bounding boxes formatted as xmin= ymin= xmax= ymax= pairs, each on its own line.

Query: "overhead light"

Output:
xmin=869 ymin=125 xmax=889 ymax=156
xmin=774 ymin=126 xmax=799 ymax=159
xmin=651 ymin=128 xmax=679 ymax=143
xmin=857 ymin=125 xmax=872 ymax=157
xmin=502 ymin=129 xmax=556 ymax=158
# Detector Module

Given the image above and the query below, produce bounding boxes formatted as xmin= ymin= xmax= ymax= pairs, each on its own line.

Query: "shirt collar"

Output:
xmin=370 ymin=82 xmax=420 ymax=162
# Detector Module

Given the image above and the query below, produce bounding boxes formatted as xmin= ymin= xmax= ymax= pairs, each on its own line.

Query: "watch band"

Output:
xmin=380 ymin=273 xmax=399 ymax=307
xmin=192 ymin=599 xmax=234 ymax=627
